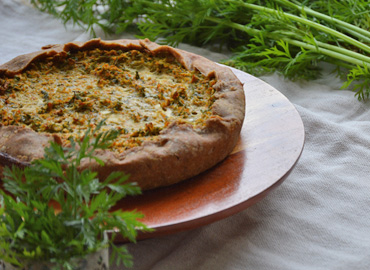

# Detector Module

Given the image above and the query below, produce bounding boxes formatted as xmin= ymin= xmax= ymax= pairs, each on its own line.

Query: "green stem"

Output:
xmin=286 ymin=38 xmax=368 ymax=67
xmin=313 ymin=40 xmax=370 ymax=65
xmin=274 ymin=0 xmax=370 ymax=42
xmin=71 ymin=166 xmax=78 ymax=219
xmin=206 ymin=17 xmax=370 ymax=67
xmin=226 ymin=0 xmax=370 ymax=55
xmin=336 ymin=26 xmax=370 ymax=44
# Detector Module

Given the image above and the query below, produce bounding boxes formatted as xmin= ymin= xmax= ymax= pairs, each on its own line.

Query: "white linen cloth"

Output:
xmin=1 ymin=1 xmax=369 ymax=269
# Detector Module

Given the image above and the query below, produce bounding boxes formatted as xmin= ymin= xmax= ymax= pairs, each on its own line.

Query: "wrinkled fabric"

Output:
xmin=1 ymin=1 xmax=369 ymax=269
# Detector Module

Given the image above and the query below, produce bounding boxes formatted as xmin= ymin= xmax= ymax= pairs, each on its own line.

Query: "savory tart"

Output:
xmin=0 ymin=39 xmax=245 ymax=190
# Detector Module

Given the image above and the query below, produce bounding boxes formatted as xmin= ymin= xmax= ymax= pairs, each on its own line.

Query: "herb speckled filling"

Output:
xmin=0 ymin=49 xmax=217 ymax=152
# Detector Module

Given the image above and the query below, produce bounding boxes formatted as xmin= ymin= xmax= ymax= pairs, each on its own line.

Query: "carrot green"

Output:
xmin=0 ymin=123 xmax=150 ymax=269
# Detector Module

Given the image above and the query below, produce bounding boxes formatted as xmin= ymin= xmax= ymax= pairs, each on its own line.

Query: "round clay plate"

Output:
xmin=113 ymin=68 xmax=305 ymax=243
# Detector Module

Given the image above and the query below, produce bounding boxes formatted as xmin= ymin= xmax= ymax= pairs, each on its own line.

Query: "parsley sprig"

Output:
xmin=0 ymin=123 xmax=150 ymax=269
xmin=30 ymin=0 xmax=370 ymax=100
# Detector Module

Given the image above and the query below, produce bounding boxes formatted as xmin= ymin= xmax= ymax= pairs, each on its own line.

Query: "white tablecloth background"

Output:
xmin=1 ymin=1 xmax=369 ymax=269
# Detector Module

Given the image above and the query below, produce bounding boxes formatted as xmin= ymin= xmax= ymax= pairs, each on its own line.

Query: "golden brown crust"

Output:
xmin=0 ymin=38 xmax=245 ymax=190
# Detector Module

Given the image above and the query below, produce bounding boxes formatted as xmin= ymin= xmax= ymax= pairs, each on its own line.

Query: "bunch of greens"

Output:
xmin=0 ymin=123 xmax=150 ymax=269
xmin=30 ymin=0 xmax=370 ymax=100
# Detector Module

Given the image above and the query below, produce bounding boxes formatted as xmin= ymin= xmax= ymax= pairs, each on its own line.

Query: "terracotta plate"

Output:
xmin=113 ymin=68 xmax=305 ymax=242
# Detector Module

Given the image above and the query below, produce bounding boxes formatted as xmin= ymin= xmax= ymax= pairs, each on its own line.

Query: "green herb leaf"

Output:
xmin=0 ymin=122 xmax=152 ymax=268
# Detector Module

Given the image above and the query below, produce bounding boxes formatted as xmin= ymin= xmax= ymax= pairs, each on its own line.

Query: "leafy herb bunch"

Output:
xmin=0 ymin=123 xmax=149 ymax=269
xmin=31 ymin=0 xmax=370 ymax=100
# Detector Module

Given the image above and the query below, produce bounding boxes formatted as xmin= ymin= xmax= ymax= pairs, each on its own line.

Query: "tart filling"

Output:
xmin=0 ymin=48 xmax=216 ymax=152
